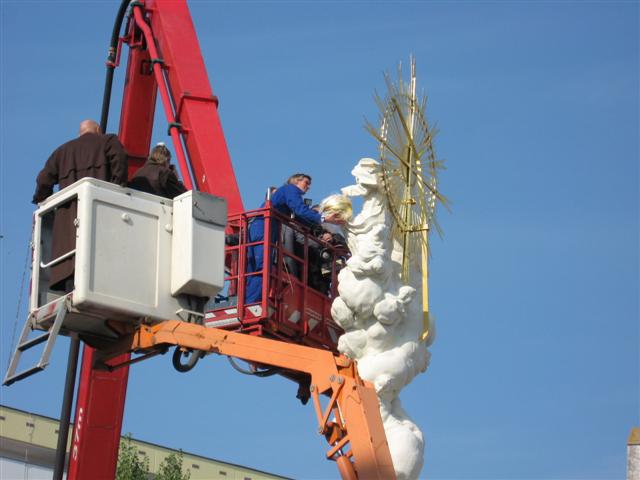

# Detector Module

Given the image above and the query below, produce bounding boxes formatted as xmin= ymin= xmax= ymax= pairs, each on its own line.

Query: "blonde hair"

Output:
xmin=320 ymin=194 xmax=353 ymax=222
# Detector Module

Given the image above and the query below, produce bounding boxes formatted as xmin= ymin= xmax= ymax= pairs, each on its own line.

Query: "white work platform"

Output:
xmin=29 ymin=178 xmax=227 ymax=342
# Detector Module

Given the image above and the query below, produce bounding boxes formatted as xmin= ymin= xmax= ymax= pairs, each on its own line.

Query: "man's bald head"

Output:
xmin=79 ymin=119 xmax=100 ymax=136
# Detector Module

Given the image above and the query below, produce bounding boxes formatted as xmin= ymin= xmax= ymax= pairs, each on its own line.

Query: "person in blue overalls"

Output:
xmin=245 ymin=173 xmax=341 ymax=303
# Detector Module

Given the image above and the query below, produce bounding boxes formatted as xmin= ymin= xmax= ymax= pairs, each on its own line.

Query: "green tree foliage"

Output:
xmin=156 ymin=450 xmax=190 ymax=480
xmin=116 ymin=433 xmax=150 ymax=480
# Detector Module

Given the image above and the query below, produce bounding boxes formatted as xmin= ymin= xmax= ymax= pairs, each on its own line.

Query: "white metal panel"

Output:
xmin=171 ymin=190 xmax=226 ymax=297
xmin=89 ymin=201 xmax=159 ymax=306
xmin=28 ymin=179 xmax=228 ymax=339
xmin=72 ymin=179 xmax=178 ymax=321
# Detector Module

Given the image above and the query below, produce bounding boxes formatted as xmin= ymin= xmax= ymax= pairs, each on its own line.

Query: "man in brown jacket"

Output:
xmin=33 ymin=119 xmax=128 ymax=291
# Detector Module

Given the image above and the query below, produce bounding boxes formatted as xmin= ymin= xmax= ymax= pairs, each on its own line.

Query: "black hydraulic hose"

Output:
xmin=227 ymin=356 xmax=281 ymax=378
xmin=99 ymin=0 xmax=130 ymax=133
xmin=52 ymin=335 xmax=80 ymax=480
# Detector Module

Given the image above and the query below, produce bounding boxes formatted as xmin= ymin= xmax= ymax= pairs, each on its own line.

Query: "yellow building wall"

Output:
xmin=0 ymin=405 xmax=287 ymax=480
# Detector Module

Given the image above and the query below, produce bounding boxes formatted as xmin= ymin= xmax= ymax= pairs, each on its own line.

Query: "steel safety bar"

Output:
xmin=222 ymin=206 xmax=343 ymax=294
xmin=210 ymin=204 xmax=347 ymax=350
xmin=40 ymin=249 xmax=76 ymax=269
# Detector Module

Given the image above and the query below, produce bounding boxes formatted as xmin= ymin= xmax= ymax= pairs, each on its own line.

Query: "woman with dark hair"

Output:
xmin=129 ymin=143 xmax=186 ymax=199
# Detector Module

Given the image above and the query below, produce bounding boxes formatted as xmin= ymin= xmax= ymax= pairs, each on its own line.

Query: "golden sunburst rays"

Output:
xmin=365 ymin=57 xmax=448 ymax=279
xmin=365 ymin=57 xmax=448 ymax=341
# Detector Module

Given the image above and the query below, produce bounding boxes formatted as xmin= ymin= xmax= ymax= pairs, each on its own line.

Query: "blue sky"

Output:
xmin=1 ymin=1 xmax=638 ymax=479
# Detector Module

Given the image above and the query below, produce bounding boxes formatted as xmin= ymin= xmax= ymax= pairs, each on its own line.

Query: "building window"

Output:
xmin=191 ymin=464 xmax=200 ymax=469
xmin=219 ymin=471 xmax=227 ymax=476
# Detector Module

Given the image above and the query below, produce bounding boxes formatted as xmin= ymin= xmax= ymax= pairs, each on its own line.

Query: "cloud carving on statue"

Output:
xmin=326 ymin=157 xmax=434 ymax=480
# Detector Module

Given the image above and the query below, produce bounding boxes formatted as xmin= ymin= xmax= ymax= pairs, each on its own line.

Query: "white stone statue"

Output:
xmin=322 ymin=158 xmax=435 ymax=480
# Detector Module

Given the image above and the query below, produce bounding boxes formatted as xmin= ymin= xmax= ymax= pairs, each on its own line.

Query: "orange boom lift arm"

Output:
xmin=97 ymin=321 xmax=395 ymax=479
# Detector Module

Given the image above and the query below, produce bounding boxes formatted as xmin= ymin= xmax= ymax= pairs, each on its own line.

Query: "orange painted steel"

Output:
xmin=100 ymin=320 xmax=396 ymax=480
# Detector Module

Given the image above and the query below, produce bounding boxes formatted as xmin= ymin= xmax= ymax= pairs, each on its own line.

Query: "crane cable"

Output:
xmin=6 ymin=238 xmax=32 ymax=371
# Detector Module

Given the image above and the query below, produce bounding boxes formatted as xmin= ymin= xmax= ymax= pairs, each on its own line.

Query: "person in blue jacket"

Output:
xmin=245 ymin=173 xmax=341 ymax=303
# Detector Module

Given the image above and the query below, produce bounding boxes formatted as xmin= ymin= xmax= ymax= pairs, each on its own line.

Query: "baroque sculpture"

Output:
xmin=322 ymin=58 xmax=447 ymax=479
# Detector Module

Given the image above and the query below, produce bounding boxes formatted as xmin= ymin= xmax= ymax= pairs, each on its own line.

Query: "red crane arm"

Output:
xmin=142 ymin=0 xmax=243 ymax=212
xmin=118 ymin=0 xmax=245 ymax=212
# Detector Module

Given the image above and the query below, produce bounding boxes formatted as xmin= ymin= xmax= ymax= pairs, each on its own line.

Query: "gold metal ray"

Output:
xmin=365 ymin=57 xmax=447 ymax=342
